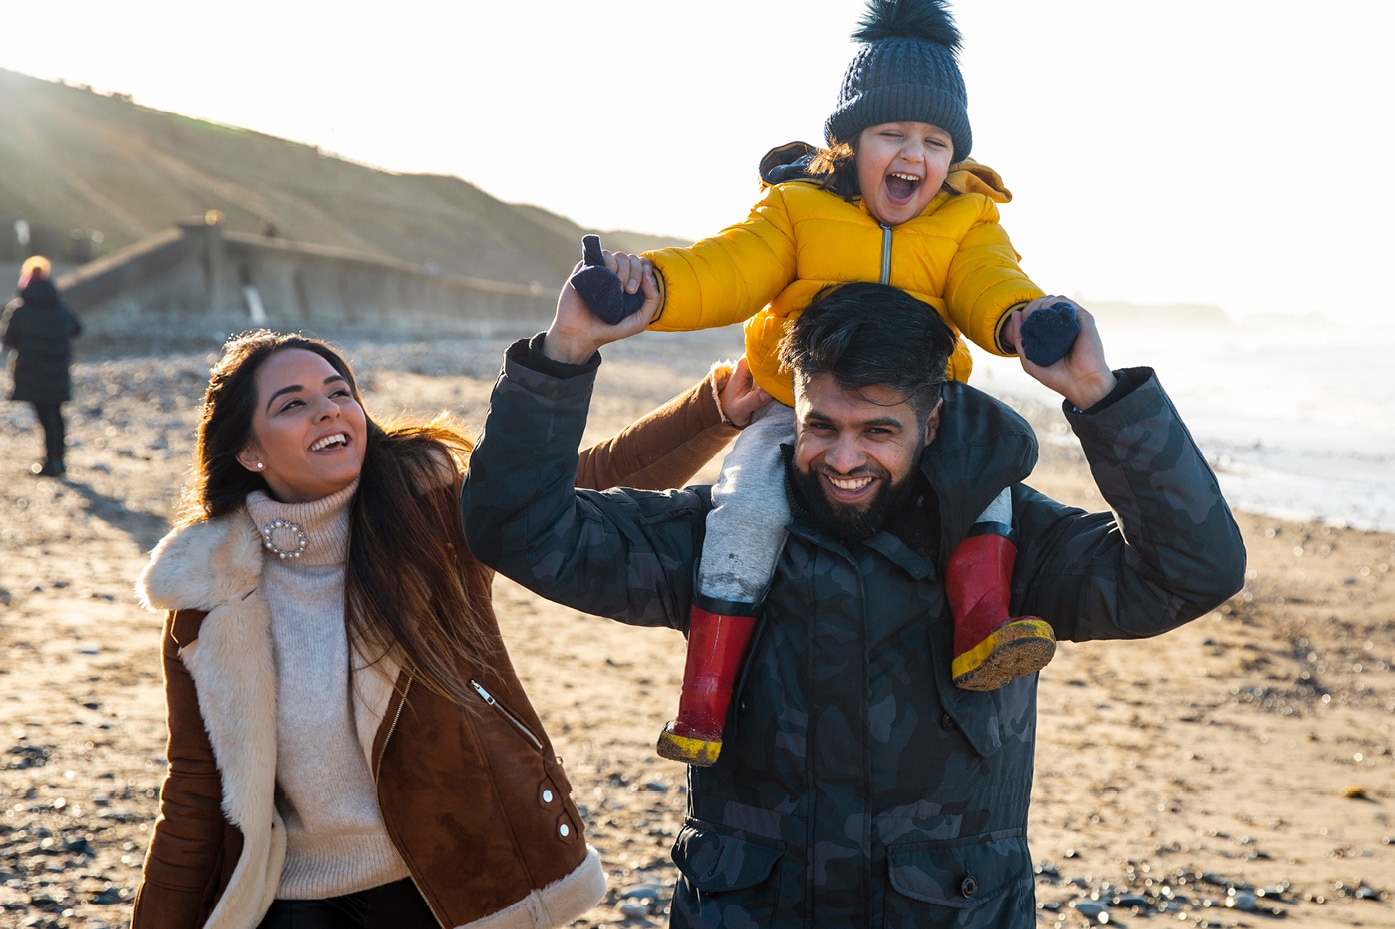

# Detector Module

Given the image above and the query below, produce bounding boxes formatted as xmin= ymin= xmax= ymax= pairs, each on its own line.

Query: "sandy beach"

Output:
xmin=1 ymin=327 xmax=1391 ymax=928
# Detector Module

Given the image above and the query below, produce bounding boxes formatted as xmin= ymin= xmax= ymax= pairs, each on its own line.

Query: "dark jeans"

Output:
xmin=32 ymin=402 xmax=65 ymax=465
xmin=256 ymin=878 xmax=440 ymax=929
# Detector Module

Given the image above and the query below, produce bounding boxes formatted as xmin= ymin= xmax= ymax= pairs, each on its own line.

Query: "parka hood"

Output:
xmin=19 ymin=278 xmax=61 ymax=306
xmin=921 ymin=381 xmax=1038 ymax=551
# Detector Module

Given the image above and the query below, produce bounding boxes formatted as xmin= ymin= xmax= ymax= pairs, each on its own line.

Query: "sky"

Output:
xmin=4 ymin=0 xmax=1391 ymax=322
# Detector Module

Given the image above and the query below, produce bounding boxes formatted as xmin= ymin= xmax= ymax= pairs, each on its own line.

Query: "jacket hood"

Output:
xmin=948 ymin=159 xmax=1012 ymax=202
xmin=136 ymin=513 xmax=264 ymax=614
xmin=759 ymin=141 xmax=821 ymax=186
xmin=19 ymin=278 xmax=60 ymax=306
xmin=921 ymin=381 xmax=1038 ymax=548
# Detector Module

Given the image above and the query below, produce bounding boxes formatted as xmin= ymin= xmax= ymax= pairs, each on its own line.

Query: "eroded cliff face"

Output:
xmin=0 ymin=67 xmax=612 ymax=289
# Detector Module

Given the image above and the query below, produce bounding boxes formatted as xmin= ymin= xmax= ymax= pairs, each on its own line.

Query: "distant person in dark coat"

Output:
xmin=1 ymin=256 xmax=82 ymax=476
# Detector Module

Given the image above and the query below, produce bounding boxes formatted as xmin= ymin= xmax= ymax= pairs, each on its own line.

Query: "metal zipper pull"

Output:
xmin=471 ymin=679 xmax=497 ymax=705
xmin=470 ymin=679 xmax=543 ymax=749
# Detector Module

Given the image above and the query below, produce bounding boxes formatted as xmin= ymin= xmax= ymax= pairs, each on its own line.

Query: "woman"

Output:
xmin=132 ymin=329 xmax=767 ymax=929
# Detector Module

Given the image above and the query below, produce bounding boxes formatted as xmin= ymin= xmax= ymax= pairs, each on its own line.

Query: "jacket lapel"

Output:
xmin=137 ymin=513 xmax=278 ymax=829
xmin=137 ymin=513 xmax=289 ymax=926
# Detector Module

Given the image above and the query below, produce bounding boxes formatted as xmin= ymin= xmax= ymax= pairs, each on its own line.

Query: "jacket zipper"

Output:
xmin=371 ymin=675 xmax=450 ymax=928
xmin=879 ymin=224 xmax=892 ymax=284
xmin=470 ymin=679 xmax=544 ymax=750
xmin=374 ymin=674 xmax=411 ymax=778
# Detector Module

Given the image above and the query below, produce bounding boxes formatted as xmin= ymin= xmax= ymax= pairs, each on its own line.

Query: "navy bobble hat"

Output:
xmin=825 ymin=0 xmax=972 ymax=163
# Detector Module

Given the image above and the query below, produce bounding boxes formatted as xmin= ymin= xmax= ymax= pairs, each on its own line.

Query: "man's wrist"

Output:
xmin=539 ymin=325 xmax=601 ymax=366
xmin=514 ymin=333 xmax=600 ymax=378
xmin=541 ymin=340 xmax=599 ymax=365
xmin=1064 ymin=371 xmax=1119 ymax=411
xmin=1070 ymin=369 xmax=1134 ymax=413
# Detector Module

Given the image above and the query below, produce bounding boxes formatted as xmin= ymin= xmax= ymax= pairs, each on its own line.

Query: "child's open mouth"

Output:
xmin=885 ymin=172 xmax=920 ymax=202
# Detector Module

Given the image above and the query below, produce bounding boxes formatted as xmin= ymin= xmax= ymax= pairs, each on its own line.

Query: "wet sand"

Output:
xmin=1 ymin=328 xmax=1391 ymax=927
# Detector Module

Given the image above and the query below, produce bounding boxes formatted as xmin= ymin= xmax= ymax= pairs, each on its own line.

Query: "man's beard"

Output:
xmin=790 ymin=462 xmax=922 ymax=541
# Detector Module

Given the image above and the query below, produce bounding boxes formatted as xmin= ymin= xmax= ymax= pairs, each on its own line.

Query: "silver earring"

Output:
xmin=256 ymin=462 xmax=265 ymax=470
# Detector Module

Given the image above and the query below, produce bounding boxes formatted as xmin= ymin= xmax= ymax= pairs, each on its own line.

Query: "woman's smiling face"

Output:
xmin=855 ymin=121 xmax=954 ymax=226
xmin=236 ymin=348 xmax=368 ymax=503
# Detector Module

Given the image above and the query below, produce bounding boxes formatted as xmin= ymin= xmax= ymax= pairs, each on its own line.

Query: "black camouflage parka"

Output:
xmin=462 ymin=339 xmax=1246 ymax=928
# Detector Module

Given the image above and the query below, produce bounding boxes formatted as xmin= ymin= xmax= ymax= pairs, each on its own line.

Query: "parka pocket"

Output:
xmin=883 ymin=831 xmax=1033 ymax=926
xmin=671 ymin=821 xmax=785 ymax=925
xmin=672 ymin=820 xmax=786 ymax=920
xmin=937 ymin=697 xmax=1002 ymax=758
xmin=673 ymin=821 xmax=782 ymax=891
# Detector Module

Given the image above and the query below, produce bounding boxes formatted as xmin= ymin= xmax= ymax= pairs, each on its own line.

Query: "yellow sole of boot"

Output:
xmin=952 ymin=619 xmax=1057 ymax=691
xmin=656 ymin=728 xmax=722 ymax=767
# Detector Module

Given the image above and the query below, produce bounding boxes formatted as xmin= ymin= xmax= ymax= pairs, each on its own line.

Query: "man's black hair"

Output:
xmin=778 ymin=282 xmax=957 ymax=416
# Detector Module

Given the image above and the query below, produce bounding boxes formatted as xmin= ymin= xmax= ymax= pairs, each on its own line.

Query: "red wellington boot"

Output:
xmin=947 ymin=531 xmax=1056 ymax=691
xmin=656 ymin=600 xmax=758 ymax=766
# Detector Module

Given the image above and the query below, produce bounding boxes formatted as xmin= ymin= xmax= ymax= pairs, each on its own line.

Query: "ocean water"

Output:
xmin=972 ymin=313 xmax=1395 ymax=534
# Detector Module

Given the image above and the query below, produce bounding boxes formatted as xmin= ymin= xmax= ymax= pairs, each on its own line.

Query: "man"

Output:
xmin=461 ymin=276 xmax=1245 ymax=927
xmin=2 ymin=256 xmax=82 ymax=477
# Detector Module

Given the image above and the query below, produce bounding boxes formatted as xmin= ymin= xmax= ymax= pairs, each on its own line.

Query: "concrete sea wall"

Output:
xmin=22 ymin=218 xmax=558 ymax=346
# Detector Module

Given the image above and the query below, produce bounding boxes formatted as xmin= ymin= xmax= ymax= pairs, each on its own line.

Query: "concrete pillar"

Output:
xmin=179 ymin=212 xmax=231 ymax=317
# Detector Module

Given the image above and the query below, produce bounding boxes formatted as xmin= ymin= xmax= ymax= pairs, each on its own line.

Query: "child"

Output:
xmin=579 ymin=0 xmax=1074 ymax=766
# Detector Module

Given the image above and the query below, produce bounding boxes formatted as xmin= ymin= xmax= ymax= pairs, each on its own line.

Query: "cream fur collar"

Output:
xmin=137 ymin=511 xmax=264 ymax=614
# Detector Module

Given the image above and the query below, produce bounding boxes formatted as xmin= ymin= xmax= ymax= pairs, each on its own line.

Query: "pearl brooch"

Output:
xmin=260 ymin=518 xmax=308 ymax=559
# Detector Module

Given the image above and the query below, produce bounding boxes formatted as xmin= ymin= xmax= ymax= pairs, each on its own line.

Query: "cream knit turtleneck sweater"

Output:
xmin=245 ymin=479 xmax=412 ymax=899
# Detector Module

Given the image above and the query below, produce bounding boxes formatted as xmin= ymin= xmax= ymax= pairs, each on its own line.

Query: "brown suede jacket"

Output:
xmin=130 ymin=366 xmax=738 ymax=929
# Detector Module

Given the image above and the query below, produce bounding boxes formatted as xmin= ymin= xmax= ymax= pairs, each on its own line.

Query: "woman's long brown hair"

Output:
xmin=178 ymin=330 xmax=495 ymax=705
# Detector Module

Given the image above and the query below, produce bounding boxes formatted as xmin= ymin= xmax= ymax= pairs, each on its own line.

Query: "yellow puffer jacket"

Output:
xmin=645 ymin=157 xmax=1044 ymax=406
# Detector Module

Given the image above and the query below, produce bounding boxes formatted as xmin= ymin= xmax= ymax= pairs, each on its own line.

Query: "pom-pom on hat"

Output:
xmin=825 ymin=0 xmax=972 ymax=163
xmin=17 ymin=255 xmax=51 ymax=291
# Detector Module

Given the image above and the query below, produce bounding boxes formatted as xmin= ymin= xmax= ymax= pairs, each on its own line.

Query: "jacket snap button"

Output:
xmin=558 ymin=823 xmax=571 ymax=838
xmin=940 ymin=713 xmax=958 ymax=731
xmin=960 ymin=875 xmax=977 ymax=898
xmin=542 ymin=789 xmax=554 ymax=803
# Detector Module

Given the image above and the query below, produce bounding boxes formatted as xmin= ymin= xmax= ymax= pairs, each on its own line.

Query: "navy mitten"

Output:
xmin=1019 ymin=301 xmax=1081 ymax=367
xmin=568 ymin=235 xmax=646 ymax=325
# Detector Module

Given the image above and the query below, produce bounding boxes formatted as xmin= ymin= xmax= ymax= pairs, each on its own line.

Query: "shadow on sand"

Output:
xmin=57 ymin=476 xmax=170 ymax=555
